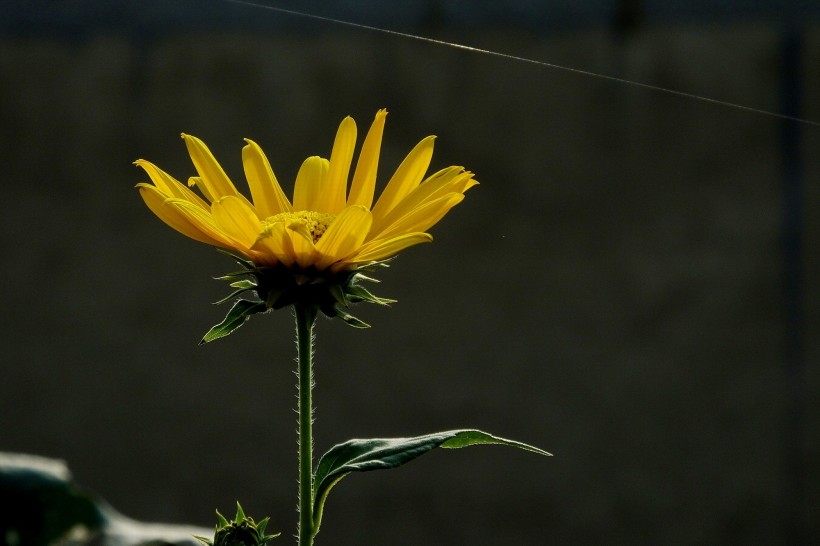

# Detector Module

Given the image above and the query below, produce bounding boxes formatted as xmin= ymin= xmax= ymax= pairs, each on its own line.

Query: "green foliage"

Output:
xmin=0 ymin=453 xmax=219 ymax=545
xmin=310 ymin=430 xmax=550 ymax=535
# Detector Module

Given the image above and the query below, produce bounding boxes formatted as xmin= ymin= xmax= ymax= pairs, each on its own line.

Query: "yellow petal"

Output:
xmin=164 ymin=198 xmax=241 ymax=248
xmin=348 ymin=109 xmax=387 ymax=209
xmin=138 ymin=184 xmax=225 ymax=246
xmin=322 ymin=116 xmax=357 ymax=215
xmin=340 ymin=232 xmax=432 ymax=268
xmin=211 ymin=195 xmax=263 ymax=249
xmin=134 ymin=160 xmax=209 ymax=210
xmin=187 ymin=176 xmax=215 ymax=202
xmin=293 ymin=156 xmax=330 ymax=212
xmin=370 ymin=167 xmax=472 ymax=236
xmin=286 ymin=223 xmax=317 ymax=269
xmin=453 ymin=174 xmax=479 ymax=194
xmin=315 ymin=205 xmax=372 ymax=270
xmin=253 ymin=221 xmax=295 ymax=267
xmin=373 ymin=193 xmax=464 ymax=242
xmin=370 ymin=135 xmax=436 ymax=224
xmin=181 ymin=134 xmax=248 ymax=204
xmin=242 ymin=139 xmax=292 ymax=218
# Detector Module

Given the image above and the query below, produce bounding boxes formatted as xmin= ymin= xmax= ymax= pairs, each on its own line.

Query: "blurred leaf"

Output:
xmin=0 ymin=453 xmax=103 ymax=545
xmin=1 ymin=453 xmax=210 ymax=545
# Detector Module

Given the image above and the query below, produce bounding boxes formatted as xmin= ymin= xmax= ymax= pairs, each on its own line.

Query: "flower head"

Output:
xmin=136 ymin=110 xmax=476 ymax=337
xmin=136 ymin=109 xmax=476 ymax=273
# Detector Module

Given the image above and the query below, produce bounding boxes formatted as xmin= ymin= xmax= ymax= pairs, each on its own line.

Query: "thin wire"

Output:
xmin=224 ymin=0 xmax=820 ymax=128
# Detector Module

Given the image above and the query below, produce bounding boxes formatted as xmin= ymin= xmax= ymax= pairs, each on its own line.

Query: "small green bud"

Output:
xmin=194 ymin=502 xmax=280 ymax=546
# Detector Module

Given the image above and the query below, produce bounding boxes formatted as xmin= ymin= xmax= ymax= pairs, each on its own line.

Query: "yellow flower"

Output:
xmin=136 ymin=109 xmax=477 ymax=274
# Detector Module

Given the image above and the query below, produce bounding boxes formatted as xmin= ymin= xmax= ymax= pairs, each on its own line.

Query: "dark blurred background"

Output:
xmin=1 ymin=0 xmax=819 ymax=544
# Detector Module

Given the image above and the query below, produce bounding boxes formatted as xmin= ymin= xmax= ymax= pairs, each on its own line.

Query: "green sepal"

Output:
xmin=233 ymin=502 xmax=245 ymax=524
xmin=216 ymin=248 xmax=255 ymax=270
xmin=311 ymin=429 xmax=550 ymax=534
xmin=337 ymin=311 xmax=370 ymax=328
xmin=256 ymin=517 xmax=270 ymax=536
xmin=328 ymin=283 xmax=348 ymax=306
xmin=345 ymin=284 xmax=396 ymax=305
xmin=212 ymin=288 xmax=258 ymax=305
xmin=353 ymin=273 xmax=381 ymax=284
xmin=360 ymin=257 xmax=393 ymax=270
xmin=214 ymin=271 xmax=254 ymax=282
xmin=205 ymin=251 xmax=399 ymax=336
xmin=199 ymin=300 xmax=268 ymax=345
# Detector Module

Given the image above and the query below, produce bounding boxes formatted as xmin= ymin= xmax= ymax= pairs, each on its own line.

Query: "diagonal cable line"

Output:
xmin=224 ymin=0 xmax=820 ymax=128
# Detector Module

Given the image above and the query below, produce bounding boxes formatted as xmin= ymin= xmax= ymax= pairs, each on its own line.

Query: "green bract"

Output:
xmin=200 ymin=251 xmax=395 ymax=344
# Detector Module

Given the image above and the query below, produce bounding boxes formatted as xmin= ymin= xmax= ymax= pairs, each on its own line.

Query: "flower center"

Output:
xmin=262 ymin=211 xmax=336 ymax=244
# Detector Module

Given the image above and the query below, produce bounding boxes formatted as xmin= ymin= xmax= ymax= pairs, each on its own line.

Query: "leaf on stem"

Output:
xmin=311 ymin=429 xmax=550 ymax=534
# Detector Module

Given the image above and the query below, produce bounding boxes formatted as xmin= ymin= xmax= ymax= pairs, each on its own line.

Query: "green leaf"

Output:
xmin=311 ymin=429 xmax=549 ymax=534
xmin=199 ymin=300 xmax=267 ymax=344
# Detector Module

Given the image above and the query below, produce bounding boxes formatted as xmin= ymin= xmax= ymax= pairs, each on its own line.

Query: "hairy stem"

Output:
xmin=295 ymin=304 xmax=318 ymax=546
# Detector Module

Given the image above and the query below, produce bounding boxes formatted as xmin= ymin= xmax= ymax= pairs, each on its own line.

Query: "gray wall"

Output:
xmin=1 ymin=3 xmax=818 ymax=544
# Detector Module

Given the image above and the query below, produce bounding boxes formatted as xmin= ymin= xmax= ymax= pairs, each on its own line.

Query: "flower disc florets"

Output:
xmin=261 ymin=211 xmax=335 ymax=245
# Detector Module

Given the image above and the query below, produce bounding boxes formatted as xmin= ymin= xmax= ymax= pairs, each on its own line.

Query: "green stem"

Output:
xmin=295 ymin=304 xmax=318 ymax=546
